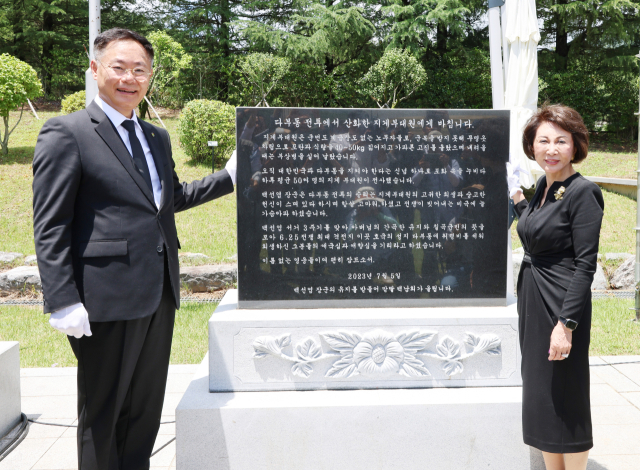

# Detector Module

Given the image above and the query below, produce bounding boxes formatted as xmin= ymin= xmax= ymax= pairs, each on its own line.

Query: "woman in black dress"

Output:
xmin=508 ymin=105 xmax=604 ymax=470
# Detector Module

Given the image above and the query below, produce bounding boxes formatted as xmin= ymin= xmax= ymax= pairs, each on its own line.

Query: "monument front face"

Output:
xmin=236 ymin=108 xmax=510 ymax=309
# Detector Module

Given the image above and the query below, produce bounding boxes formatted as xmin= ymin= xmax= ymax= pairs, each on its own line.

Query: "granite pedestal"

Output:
xmin=177 ymin=357 xmax=541 ymax=470
xmin=176 ymin=291 xmax=540 ymax=469
xmin=209 ymin=290 xmax=520 ymax=392
xmin=0 ymin=342 xmax=21 ymax=438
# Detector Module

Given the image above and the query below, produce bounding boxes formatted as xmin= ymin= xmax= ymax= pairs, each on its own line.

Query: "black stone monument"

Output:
xmin=236 ymin=107 xmax=510 ymax=308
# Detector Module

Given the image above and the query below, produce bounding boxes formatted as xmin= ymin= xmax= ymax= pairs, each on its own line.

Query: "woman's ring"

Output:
xmin=561 ymin=353 xmax=569 ymax=358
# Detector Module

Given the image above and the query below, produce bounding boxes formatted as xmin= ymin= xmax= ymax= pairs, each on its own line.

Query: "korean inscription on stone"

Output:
xmin=236 ymin=108 xmax=510 ymax=308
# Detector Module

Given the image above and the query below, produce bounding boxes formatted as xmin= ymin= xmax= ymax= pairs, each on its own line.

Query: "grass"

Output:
xmin=0 ymin=110 xmax=237 ymax=262
xmin=511 ymin=188 xmax=636 ymax=254
xmin=576 ymin=149 xmax=637 ymax=180
xmin=2 ymin=299 xmax=638 ymax=366
xmin=170 ymin=302 xmax=216 ymax=364
xmin=0 ymin=302 xmax=216 ymax=367
xmin=1 ymin=108 xmax=638 ymax=364
xmin=590 ymin=298 xmax=640 ymax=356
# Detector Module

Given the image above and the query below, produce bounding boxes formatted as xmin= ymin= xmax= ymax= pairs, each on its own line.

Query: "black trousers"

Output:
xmin=68 ymin=265 xmax=176 ymax=470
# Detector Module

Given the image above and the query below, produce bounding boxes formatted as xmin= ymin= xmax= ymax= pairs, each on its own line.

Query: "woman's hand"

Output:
xmin=506 ymin=161 xmax=528 ymax=204
xmin=549 ymin=321 xmax=572 ymax=361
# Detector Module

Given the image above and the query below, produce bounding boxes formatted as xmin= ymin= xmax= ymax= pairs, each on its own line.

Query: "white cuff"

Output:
xmin=225 ymin=150 xmax=237 ymax=185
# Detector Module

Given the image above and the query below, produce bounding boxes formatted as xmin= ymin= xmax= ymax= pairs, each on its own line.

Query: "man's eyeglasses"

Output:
xmin=97 ymin=59 xmax=152 ymax=81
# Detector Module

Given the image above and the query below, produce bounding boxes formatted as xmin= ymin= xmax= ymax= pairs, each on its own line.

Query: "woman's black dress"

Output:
xmin=514 ymin=173 xmax=604 ymax=454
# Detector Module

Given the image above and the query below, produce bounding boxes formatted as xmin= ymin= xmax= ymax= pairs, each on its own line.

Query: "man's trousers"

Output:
xmin=68 ymin=265 xmax=175 ymax=470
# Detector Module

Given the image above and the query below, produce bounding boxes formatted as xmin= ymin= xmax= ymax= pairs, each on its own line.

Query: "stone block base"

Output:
xmin=177 ymin=358 xmax=543 ymax=470
xmin=0 ymin=342 xmax=21 ymax=437
xmin=210 ymin=290 xmax=521 ymax=392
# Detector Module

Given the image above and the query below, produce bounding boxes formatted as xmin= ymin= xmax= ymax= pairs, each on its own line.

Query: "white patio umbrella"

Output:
xmin=488 ymin=0 xmax=542 ymax=301
xmin=503 ymin=0 xmax=543 ymax=187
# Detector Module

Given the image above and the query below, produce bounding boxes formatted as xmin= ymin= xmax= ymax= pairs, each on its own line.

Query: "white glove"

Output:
xmin=506 ymin=161 xmax=529 ymax=198
xmin=49 ymin=303 xmax=92 ymax=338
xmin=225 ymin=150 xmax=237 ymax=185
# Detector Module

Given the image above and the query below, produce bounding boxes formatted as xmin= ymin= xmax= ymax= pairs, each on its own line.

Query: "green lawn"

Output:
xmin=1 ymin=109 xmax=638 ymax=364
xmin=590 ymin=298 xmax=640 ymax=356
xmin=3 ymin=110 xmax=636 ymax=260
xmin=1 ymin=299 xmax=637 ymax=367
xmin=511 ymin=187 xmax=636 ymax=254
xmin=0 ymin=302 xmax=216 ymax=367
xmin=576 ymin=148 xmax=637 ymax=180
xmin=0 ymin=110 xmax=236 ymax=261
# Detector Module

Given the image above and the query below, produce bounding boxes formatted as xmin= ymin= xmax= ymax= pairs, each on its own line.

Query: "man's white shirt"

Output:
xmin=95 ymin=95 xmax=162 ymax=208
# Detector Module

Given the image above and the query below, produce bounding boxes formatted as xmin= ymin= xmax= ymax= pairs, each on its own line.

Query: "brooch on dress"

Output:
xmin=554 ymin=186 xmax=565 ymax=200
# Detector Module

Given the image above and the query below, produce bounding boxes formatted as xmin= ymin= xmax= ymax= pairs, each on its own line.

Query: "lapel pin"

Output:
xmin=151 ymin=132 xmax=155 ymax=137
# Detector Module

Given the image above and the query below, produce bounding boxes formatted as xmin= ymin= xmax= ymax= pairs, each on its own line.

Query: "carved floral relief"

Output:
xmin=252 ymin=329 xmax=501 ymax=379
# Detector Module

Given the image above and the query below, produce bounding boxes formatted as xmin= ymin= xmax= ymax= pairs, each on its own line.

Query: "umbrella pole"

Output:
xmin=634 ymin=52 xmax=640 ymax=320
xmin=488 ymin=1 xmax=505 ymax=109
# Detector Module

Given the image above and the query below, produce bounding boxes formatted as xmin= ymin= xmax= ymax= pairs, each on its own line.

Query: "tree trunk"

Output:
xmin=42 ymin=1 xmax=54 ymax=97
xmin=1 ymin=116 xmax=9 ymax=156
xmin=436 ymin=22 xmax=448 ymax=54
xmin=554 ymin=0 xmax=569 ymax=70
xmin=11 ymin=0 xmax=26 ymax=61
xmin=219 ymin=0 xmax=231 ymax=58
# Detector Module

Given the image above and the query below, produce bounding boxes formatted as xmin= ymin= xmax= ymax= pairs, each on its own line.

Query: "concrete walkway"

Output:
xmin=2 ymin=357 xmax=640 ymax=470
xmin=0 ymin=364 xmax=197 ymax=470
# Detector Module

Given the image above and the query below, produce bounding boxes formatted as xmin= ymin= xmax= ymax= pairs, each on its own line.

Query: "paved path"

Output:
xmin=0 ymin=365 xmax=196 ymax=470
xmin=2 ymin=357 xmax=640 ymax=470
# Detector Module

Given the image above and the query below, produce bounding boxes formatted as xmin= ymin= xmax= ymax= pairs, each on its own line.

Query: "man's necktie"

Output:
xmin=121 ymin=120 xmax=153 ymax=192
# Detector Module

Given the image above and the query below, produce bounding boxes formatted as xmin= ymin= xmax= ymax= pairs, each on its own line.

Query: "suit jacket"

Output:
xmin=32 ymin=101 xmax=234 ymax=321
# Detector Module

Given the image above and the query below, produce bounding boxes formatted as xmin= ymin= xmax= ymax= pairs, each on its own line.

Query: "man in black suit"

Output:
xmin=32 ymin=28 xmax=236 ymax=469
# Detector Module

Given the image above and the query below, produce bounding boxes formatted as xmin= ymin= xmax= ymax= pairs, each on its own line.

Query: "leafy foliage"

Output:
xmin=0 ymin=0 xmax=638 ymax=136
xmin=238 ymin=3 xmax=375 ymax=73
xmin=177 ymin=99 xmax=235 ymax=164
xmin=417 ymin=49 xmax=493 ymax=109
xmin=539 ymin=67 xmax=637 ymax=133
xmin=0 ymin=53 xmax=42 ymax=155
xmin=0 ymin=0 xmax=161 ymax=98
xmin=140 ymin=31 xmax=193 ymax=118
xmin=238 ymin=53 xmax=291 ymax=106
xmin=536 ymin=0 xmax=640 ymax=72
xmin=0 ymin=53 xmax=42 ymax=117
xmin=61 ymin=90 xmax=86 ymax=114
xmin=359 ymin=48 xmax=427 ymax=108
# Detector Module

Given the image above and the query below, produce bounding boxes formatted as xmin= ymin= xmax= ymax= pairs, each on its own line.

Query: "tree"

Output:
xmin=0 ymin=0 xmax=162 ymax=98
xmin=359 ymin=48 xmax=427 ymax=108
xmin=235 ymin=2 xmax=376 ymax=106
xmin=380 ymin=0 xmax=479 ymax=59
xmin=139 ymin=31 xmax=192 ymax=118
xmin=536 ymin=0 xmax=640 ymax=71
xmin=238 ymin=52 xmax=291 ymax=106
xmin=0 ymin=53 xmax=41 ymax=156
xmin=238 ymin=3 xmax=375 ymax=74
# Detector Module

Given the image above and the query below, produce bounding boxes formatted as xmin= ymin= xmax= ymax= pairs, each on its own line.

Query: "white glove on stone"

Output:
xmin=49 ymin=302 xmax=92 ymax=338
xmin=506 ymin=162 xmax=529 ymax=198
xmin=225 ymin=150 xmax=237 ymax=185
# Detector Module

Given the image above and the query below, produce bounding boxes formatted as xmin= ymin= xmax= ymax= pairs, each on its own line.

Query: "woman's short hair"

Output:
xmin=522 ymin=104 xmax=589 ymax=164
xmin=94 ymin=28 xmax=154 ymax=63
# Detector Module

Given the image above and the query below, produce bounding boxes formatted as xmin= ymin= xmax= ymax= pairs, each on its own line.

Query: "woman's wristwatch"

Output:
xmin=559 ymin=316 xmax=578 ymax=331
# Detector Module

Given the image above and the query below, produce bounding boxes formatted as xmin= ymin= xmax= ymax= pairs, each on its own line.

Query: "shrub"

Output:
xmin=415 ymin=49 xmax=492 ymax=110
xmin=177 ymin=99 xmax=235 ymax=164
xmin=359 ymin=48 xmax=427 ymax=108
xmin=61 ymin=90 xmax=86 ymax=114
xmin=139 ymin=31 xmax=192 ymax=118
xmin=0 ymin=53 xmax=42 ymax=156
xmin=238 ymin=53 xmax=291 ymax=107
xmin=539 ymin=69 xmax=636 ymax=134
